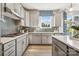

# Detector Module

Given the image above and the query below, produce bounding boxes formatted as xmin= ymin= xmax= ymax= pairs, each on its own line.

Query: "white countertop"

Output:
xmin=52 ymin=35 xmax=79 ymax=52
xmin=29 ymin=32 xmax=64 ymax=34
xmin=0 ymin=33 xmax=28 ymax=44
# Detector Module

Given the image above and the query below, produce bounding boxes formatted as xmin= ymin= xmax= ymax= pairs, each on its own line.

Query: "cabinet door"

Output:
xmin=16 ymin=38 xmax=23 ymax=56
xmin=69 ymin=48 xmax=79 ymax=56
xmin=25 ymin=10 xmax=29 ymax=26
xmin=0 ymin=3 xmax=1 ymax=18
xmin=14 ymin=3 xmax=21 ymax=15
xmin=4 ymin=46 xmax=15 ymax=56
xmin=0 ymin=3 xmax=1 ymax=37
xmin=20 ymin=5 xmax=25 ymax=19
xmin=23 ymin=38 xmax=27 ymax=52
xmin=6 ymin=3 xmax=14 ymax=10
xmin=54 ymin=12 xmax=61 ymax=26
xmin=29 ymin=10 xmax=39 ymax=27
xmin=55 ymin=45 xmax=66 ymax=56
xmin=30 ymin=33 xmax=41 ymax=44
xmin=42 ymin=34 xmax=52 ymax=44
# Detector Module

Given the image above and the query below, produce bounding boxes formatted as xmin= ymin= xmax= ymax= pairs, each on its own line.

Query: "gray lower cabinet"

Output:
xmin=42 ymin=34 xmax=52 ymax=44
xmin=0 ymin=34 xmax=28 ymax=56
xmin=16 ymin=37 xmax=23 ymax=56
xmin=54 ymin=45 xmax=66 ymax=56
xmin=29 ymin=33 xmax=52 ymax=44
xmin=52 ymin=37 xmax=79 ymax=56
xmin=16 ymin=34 xmax=28 ymax=56
xmin=22 ymin=35 xmax=27 ymax=52
xmin=3 ymin=40 xmax=15 ymax=56
xmin=0 ymin=44 xmax=2 ymax=56
xmin=29 ymin=33 xmax=42 ymax=44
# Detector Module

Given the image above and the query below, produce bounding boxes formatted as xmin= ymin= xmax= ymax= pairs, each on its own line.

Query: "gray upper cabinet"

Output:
xmin=6 ymin=3 xmax=14 ymax=10
xmin=0 ymin=3 xmax=1 ymax=37
xmin=54 ymin=13 xmax=61 ymax=26
xmin=0 ymin=3 xmax=1 ymax=18
xmin=29 ymin=10 xmax=39 ymax=27
xmin=14 ymin=3 xmax=21 ymax=15
xmin=24 ymin=10 xmax=30 ymax=27
xmin=20 ymin=5 xmax=25 ymax=19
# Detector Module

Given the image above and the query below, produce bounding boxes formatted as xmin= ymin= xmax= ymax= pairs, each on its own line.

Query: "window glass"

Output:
xmin=40 ymin=16 xmax=52 ymax=28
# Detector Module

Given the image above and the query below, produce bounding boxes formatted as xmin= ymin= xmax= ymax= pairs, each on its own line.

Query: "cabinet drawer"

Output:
xmin=52 ymin=37 xmax=67 ymax=52
xmin=9 ymin=51 xmax=15 ymax=56
xmin=55 ymin=45 xmax=66 ymax=56
xmin=4 ymin=40 xmax=15 ymax=51
xmin=69 ymin=48 xmax=78 ymax=55
xmin=4 ymin=46 xmax=15 ymax=56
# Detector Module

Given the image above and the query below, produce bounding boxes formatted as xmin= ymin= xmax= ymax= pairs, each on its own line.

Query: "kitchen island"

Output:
xmin=52 ymin=35 xmax=79 ymax=56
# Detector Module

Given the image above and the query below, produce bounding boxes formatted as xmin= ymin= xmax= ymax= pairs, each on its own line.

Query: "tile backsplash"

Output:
xmin=1 ymin=16 xmax=17 ymax=36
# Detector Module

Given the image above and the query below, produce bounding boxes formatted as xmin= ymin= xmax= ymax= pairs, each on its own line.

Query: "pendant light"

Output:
xmin=69 ymin=3 xmax=73 ymax=11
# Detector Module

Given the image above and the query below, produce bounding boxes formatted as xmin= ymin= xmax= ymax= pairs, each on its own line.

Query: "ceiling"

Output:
xmin=22 ymin=3 xmax=79 ymax=11
xmin=22 ymin=3 xmax=70 ymax=10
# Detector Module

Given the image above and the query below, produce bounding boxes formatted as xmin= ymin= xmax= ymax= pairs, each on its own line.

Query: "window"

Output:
xmin=39 ymin=10 xmax=53 ymax=28
xmin=40 ymin=16 xmax=52 ymax=28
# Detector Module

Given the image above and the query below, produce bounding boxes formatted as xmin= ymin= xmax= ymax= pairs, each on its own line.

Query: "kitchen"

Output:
xmin=0 ymin=3 xmax=79 ymax=56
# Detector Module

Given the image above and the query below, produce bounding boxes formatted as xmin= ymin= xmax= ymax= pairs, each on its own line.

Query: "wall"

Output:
xmin=1 ymin=16 xmax=17 ymax=36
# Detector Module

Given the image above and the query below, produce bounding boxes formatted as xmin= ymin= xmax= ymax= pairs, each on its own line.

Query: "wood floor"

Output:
xmin=23 ymin=45 xmax=52 ymax=56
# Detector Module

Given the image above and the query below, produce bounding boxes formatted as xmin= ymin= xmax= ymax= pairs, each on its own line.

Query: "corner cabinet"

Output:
xmin=29 ymin=10 xmax=39 ymax=27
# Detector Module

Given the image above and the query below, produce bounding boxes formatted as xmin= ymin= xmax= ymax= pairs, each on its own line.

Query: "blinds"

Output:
xmin=39 ymin=10 xmax=53 ymax=16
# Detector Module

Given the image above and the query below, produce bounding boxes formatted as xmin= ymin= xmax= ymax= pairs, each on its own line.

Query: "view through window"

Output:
xmin=40 ymin=16 xmax=52 ymax=28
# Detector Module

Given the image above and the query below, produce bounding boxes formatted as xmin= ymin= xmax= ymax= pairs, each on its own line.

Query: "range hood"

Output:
xmin=3 ymin=6 xmax=23 ymax=20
